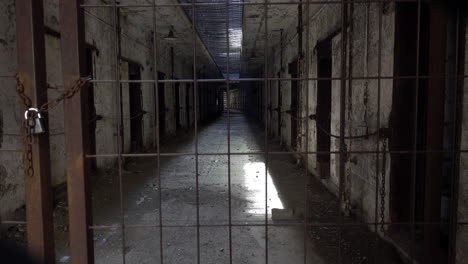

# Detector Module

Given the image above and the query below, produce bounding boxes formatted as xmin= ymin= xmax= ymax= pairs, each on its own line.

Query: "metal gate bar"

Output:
xmin=15 ymin=0 xmax=55 ymax=262
xmin=59 ymin=1 xmax=94 ymax=263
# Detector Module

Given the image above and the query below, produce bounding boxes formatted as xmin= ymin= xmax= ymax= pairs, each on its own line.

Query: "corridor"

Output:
xmin=1 ymin=1 xmax=465 ymax=263
xmin=50 ymin=113 xmax=402 ymax=264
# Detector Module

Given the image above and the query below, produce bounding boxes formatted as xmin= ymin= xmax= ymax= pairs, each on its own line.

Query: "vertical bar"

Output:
xmin=410 ymin=0 xmax=422 ymax=261
xmin=225 ymin=1 xmax=233 ymax=263
xmin=423 ymin=2 xmax=447 ymax=263
xmin=448 ymin=8 xmax=465 ymax=264
xmin=151 ymin=0 xmax=164 ymax=263
xmin=263 ymin=0 xmax=269 ymax=263
xmin=303 ymin=0 xmax=311 ymax=262
xmin=191 ymin=1 xmax=201 ymax=263
xmin=338 ymin=0 xmax=348 ymax=262
xmin=374 ymin=0 xmax=383 ymax=262
xmin=16 ymin=0 xmax=55 ymax=262
xmin=59 ymin=0 xmax=93 ymax=263
xmin=110 ymin=1 xmax=126 ymax=263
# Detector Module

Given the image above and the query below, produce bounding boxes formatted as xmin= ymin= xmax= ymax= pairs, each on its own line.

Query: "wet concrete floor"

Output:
xmin=51 ymin=112 xmax=403 ymax=264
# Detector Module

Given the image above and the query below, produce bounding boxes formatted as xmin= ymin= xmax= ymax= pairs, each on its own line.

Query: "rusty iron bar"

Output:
xmin=263 ymin=1 xmax=270 ymax=263
xmin=59 ymin=0 xmax=94 ymax=263
xmin=225 ymin=0 xmax=233 ymax=263
xmin=151 ymin=0 xmax=164 ymax=262
xmin=303 ymin=0 xmax=311 ymax=262
xmin=83 ymin=149 xmax=468 ymax=158
xmin=87 ymin=74 xmax=468 ymax=84
xmin=79 ymin=0 xmax=423 ymax=8
xmin=110 ymin=1 xmax=128 ymax=263
xmin=86 ymin=221 xmax=467 ymax=230
xmin=373 ymin=0 xmax=384 ymax=262
xmin=191 ymin=1 xmax=201 ymax=263
xmin=409 ymin=1 xmax=422 ymax=261
xmin=448 ymin=7 xmax=465 ymax=264
xmin=338 ymin=0 xmax=348 ymax=262
xmin=15 ymin=0 xmax=55 ymax=262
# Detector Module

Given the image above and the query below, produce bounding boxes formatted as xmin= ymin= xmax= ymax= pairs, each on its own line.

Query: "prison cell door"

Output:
xmin=390 ymin=2 xmax=458 ymax=262
xmin=129 ymin=63 xmax=143 ymax=152
xmin=390 ymin=0 xmax=429 ymax=229
xmin=158 ymin=72 xmax=166 ymax=136
xmin=175 ymin=82 xmax=181 ymax=129
xmin=186 ymin=84 xmax=191 ymax=128
xmin=86 ymin=47 xmax=97 ymax=173
xmin=277 ymin=72 xmax=282 ymax=139
xmin=316 ymin=41 xmax=332 ymax=178
xmin=289 ymin=61 xmax=298 ymax=150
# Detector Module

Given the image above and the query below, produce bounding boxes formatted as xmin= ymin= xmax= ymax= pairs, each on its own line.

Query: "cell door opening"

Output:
xmin=390 ymin=0 xmax=430 ymax=234
xmin=389 ymin=2 xmax=462 ymax=262
xmin=86 ymin=47 xmax=97 ymax=172
xmin=129 ymin=62 xmax=143 ymax=152
xmin=186 ymin=83 xmax=191 ymax=128
xmin=158 ymin=72 xmax=166 ymax=136
xmin=289 ymin=60 xmax=298 ymax=150
xmin=277 ymin=71 xmax=282 ymax=138
xmin=175 ymin=82 xmax=181 ymax=129
xmin=316 ymin=40 xmax=332 ymax=178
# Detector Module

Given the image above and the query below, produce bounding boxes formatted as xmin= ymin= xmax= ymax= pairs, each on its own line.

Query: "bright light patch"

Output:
xmin=242 ymin=162 xmax=284 ymax=215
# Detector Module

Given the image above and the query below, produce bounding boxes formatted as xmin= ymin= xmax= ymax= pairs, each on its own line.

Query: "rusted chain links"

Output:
xmin=15 ymin=74 xmax=91 ymax=178
xmin=380 ymin=138 xmax=387 ymax=234
xmin=316 ymin=123 xmax=379 ymax=140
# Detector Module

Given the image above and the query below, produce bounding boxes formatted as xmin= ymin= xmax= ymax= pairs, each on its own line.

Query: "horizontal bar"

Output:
xmin=85 ymin=149 xmax=468 ymax=158
xmin=88 ymin=75 xmax=468 ymax=85
xmin=80 ymin=0 xmax=421 ymax=9
xmin=88 ymin=221 xmax=468 ymax=230
xmin=0 ymin=149 xmax=23 ymax=153
xmin=0 ymin=220 xmax=27 ymax=225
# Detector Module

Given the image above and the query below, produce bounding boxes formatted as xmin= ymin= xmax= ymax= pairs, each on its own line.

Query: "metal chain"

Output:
xmin=15 ymin=74 xmax=91 ymax=178
xmin=379 ymin=138 xmax=387 ymax=233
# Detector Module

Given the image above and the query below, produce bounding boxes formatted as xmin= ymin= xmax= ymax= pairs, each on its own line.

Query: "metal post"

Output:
xmin=15 ymin=0 xmax=55 ymax=262
xmin=59 ymin=1 xmax=94 ymax=263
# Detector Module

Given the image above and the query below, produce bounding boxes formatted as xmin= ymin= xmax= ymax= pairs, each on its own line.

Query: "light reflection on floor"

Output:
xmin=242 ymin=161 xmax=284 ymax=215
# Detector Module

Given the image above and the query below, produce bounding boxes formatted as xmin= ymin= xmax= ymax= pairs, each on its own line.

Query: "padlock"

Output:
xmin=24 ymin=108 xmax=46 ymax=135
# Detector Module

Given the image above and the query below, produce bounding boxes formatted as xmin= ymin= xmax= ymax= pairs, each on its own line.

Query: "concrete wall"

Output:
xmin=266 ymin=3 xmax=394 ymax=223
xmin=0 ymin=0 xmax=220 ymax=219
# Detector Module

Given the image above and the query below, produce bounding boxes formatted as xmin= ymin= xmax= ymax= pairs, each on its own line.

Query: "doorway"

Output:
xmin=86 ymin=47 xmax=97 ymax=172
xmin=390 ymin=0 xmax=429 ymax=229
xmin=158 ymin=72 xmax=166 ymax=136
xmin=128 ymin=63 xmax=143 ymax=152
xmin=389 ymin=2 xmax=462 ymax=262
xmin=277 ymin=72 xmax=282 ymax=139
xmin=289 ymin=60 xmax=298 ymax=150
xmin=175 ymin=82 xmax=181 ymax=129
xmin=316 ymin=40 xmax=332 ymax=178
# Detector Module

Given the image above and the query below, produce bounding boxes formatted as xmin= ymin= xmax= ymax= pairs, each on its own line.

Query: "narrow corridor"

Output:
xmin=50 ymin=113 xmax=402 ymax=264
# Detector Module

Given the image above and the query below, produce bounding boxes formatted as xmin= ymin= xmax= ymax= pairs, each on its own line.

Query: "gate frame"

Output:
xmin=15 ymin=0 xmax=55 ymax=262
xmin=59 ymin=1 xmax=94 ymax=263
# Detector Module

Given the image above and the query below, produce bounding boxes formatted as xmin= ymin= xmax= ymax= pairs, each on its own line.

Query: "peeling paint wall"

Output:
xmin=267 ymin=3 xmax=394 ymax=225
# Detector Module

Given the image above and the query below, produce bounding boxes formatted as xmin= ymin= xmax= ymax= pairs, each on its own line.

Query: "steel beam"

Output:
xmin=15 ymin=0 xmax=55 ymax=262
xmin=59 ymin=1 xmax=94 ymax=263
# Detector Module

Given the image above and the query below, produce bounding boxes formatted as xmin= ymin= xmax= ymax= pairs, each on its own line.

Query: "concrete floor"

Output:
xmin=52 ymin=112 xmax=403 ymax=264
